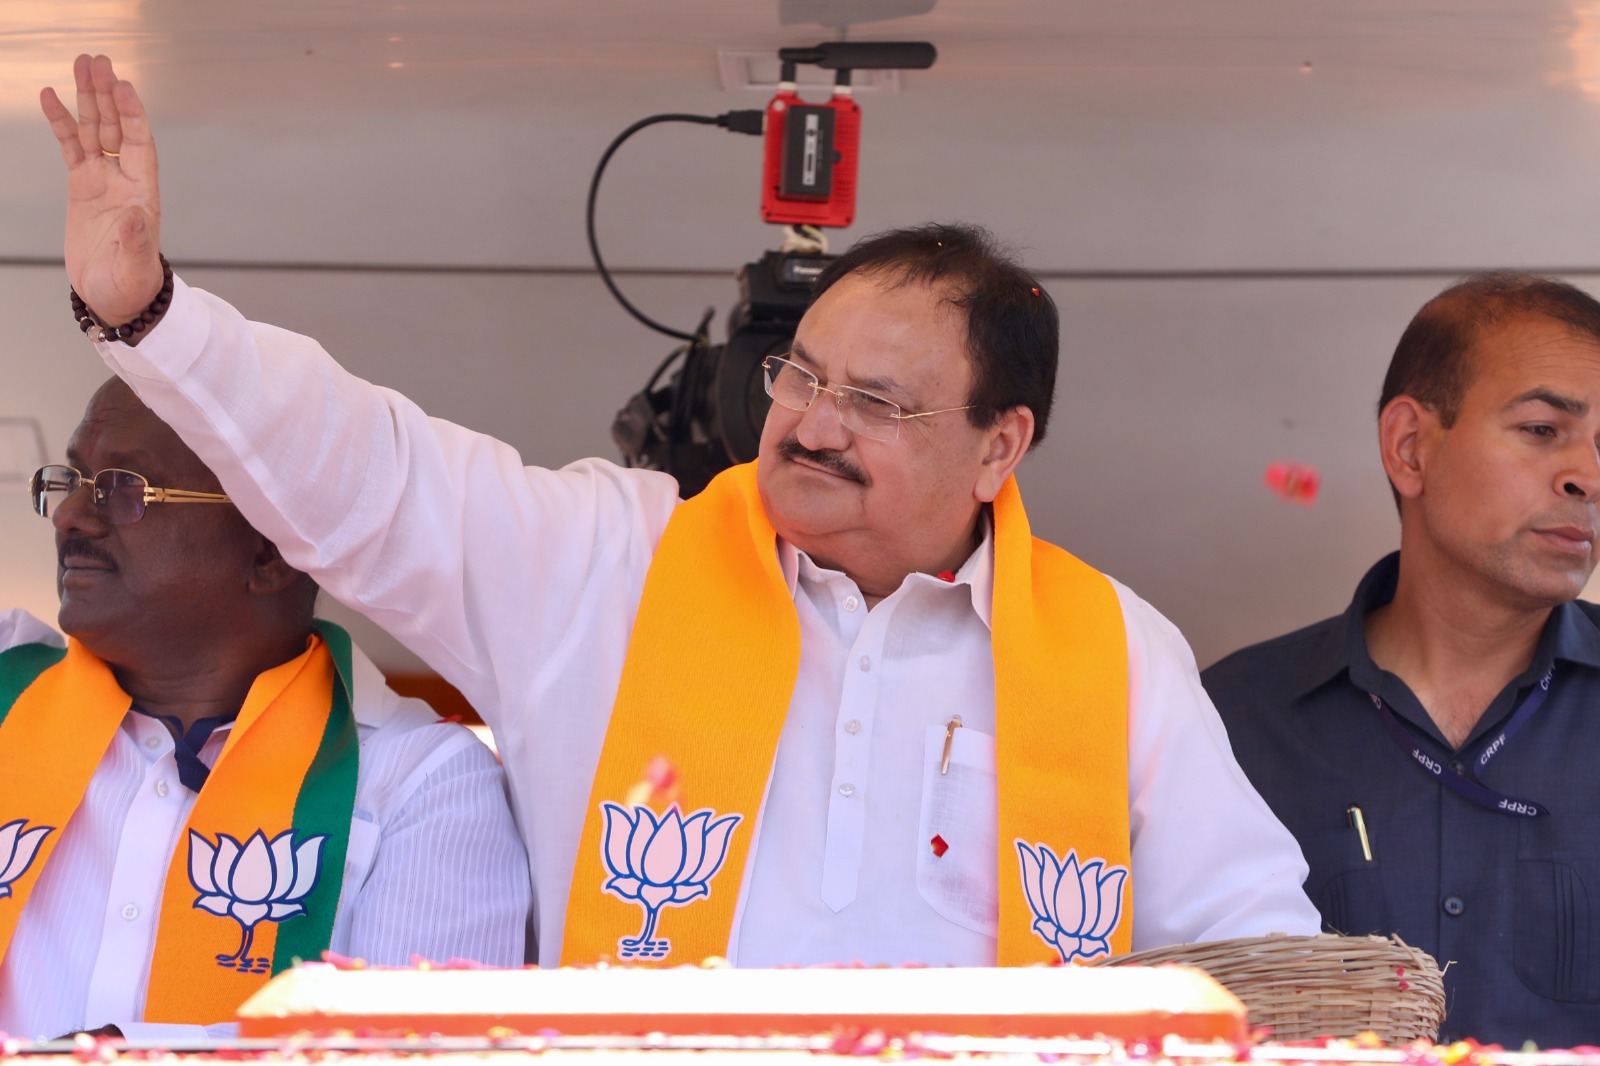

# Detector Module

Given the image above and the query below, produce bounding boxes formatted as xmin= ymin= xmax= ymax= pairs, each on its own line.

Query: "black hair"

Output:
xmin=813 ymin=223 xmax=1059 ymax=447
xmin=1381 ymin=272 xmax=1600 ymax=426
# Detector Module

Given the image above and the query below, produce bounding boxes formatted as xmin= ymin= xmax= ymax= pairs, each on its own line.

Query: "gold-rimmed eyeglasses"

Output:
xmin=761 ymin=355 xmax=976 ymax=442
xmin=29 ymin=465 xmax=232 ymax=526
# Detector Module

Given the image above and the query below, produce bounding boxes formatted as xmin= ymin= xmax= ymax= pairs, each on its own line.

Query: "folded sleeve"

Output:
xmin=97 ymin=279 xmax=680 ymax=734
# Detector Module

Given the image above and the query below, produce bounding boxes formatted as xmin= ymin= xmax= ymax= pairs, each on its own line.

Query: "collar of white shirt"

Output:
xmin=775 ymin=511 xmax=996 ymax=630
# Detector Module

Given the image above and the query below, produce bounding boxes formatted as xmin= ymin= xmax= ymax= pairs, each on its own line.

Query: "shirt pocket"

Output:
xmin=917 ymin=724 xmax=998 ymax=937
xmin=1298 ymin=825 xmax=1390 ymax=937
xmin=1515 ymin=819 xmax=1597 ymax=1002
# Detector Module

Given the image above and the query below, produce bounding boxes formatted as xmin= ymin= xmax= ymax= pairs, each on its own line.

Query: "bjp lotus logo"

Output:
xmin=598 ymin=802 xmax=741 ymax=960
xmin=1015 ymin=841 xmax=1127 ymax=962
xmin=0 ymin=819 xmax=53 ymax=898
xmin=188 ymin=829 xmax=325 ymax=973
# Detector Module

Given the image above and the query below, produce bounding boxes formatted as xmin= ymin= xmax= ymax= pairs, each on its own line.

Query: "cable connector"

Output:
xmin=716 ymin=109 xmax=765 ymax=136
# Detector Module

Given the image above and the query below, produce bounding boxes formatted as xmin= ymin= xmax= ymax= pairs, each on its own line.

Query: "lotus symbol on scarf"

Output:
xmin=599 ymin=802 xmax=741 ymax=960
xmin=1015 ymin=841 xmax=1127 ymax=962
xmin=188 ymin=829 xmax=325 ymax=973
xmin=0 ymin=819 xmax=53 ymax=899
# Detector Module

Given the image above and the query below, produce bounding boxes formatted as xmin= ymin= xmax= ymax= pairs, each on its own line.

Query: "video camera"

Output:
xmin=612 ymin=250 xmax=831 ymax=496
xmin=599 ymin=42 xmax=936 ymax=496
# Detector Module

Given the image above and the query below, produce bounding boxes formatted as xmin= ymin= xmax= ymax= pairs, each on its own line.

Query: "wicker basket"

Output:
xmin=1092 ymin=933 xmax=1445 ymax=1044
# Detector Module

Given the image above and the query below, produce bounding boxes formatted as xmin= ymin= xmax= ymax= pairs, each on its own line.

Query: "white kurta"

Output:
xmin=0 ymin=609 xmax=530 ymax=1040
xmin=100 ymin=278 xmax=1321 ymax=969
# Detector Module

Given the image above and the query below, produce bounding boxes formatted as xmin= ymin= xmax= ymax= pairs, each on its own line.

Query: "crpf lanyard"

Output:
xmin=1369 ymin=666 xmax=1554 ymax=818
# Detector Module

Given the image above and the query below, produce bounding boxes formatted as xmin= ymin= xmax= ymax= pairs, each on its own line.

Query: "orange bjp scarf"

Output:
xmin=563 ymin=461 xmax=1131 ymax=967
xmin=0 ymin=623 xmax=359 ymax=1023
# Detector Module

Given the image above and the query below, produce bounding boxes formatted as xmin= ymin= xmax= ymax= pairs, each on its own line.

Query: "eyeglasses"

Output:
xmin=761 ymin=355 xmax=976 ymax=442
xmin=29 ymin=465 xmax=232 ymax=526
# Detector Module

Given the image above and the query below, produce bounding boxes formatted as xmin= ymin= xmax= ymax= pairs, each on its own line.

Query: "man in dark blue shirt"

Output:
xmin=1204 ymin=273 xmax=1600 ymax=1048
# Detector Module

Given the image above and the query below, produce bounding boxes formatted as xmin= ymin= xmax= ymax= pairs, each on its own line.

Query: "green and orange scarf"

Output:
xmin=0 ymin=621 xmax=359 ymax=1023
xmin=563 ymin=460 xmax=1130 ymax=967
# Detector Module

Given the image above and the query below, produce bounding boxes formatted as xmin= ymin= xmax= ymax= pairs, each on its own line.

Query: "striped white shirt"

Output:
xmin=0 ymin=609 xmax=530 ymax=1041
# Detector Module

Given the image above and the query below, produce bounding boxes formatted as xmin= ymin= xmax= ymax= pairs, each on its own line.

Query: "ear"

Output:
xmin=246 ymin=536 xmax=307 ymax=598
xmin=974 ymin=406 xmax=1035 ymax=504
xmin=1377 ymin=396 xmax=1437 ymax=503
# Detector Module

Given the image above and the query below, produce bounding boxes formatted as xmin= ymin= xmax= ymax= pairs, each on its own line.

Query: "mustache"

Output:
xmin=778 ymin=437 xmax=867 ymax=484
xmin=58 ymin=537 xmax=116 ymax=569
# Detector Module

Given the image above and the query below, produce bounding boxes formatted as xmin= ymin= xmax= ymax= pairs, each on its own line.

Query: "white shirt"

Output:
xmin=101 ymin=279 xmax=1321 ymax=969
xmin=0 ymin=609 xmax=530 ymax=1041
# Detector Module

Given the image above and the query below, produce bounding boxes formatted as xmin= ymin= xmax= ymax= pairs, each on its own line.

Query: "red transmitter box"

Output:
xmin=760 ymin=89 xmax=860 ymax=229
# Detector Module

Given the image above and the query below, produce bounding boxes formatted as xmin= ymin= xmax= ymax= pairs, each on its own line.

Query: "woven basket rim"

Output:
xmin=1092 ymin=932 xmax=1445 ymax=1044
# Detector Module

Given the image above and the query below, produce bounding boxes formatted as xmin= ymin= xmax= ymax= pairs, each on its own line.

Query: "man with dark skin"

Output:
xmin=0 ymin=379 xmax=529 ymax=1040
xmin=56 ymin=380 xmax=317 ymax=722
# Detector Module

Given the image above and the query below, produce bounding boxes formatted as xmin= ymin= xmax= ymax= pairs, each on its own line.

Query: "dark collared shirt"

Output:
xmin=1203 ymin=552 xmax=1600 ymax=1048
xmin=128 ymin=706 xmax=235 ymax=793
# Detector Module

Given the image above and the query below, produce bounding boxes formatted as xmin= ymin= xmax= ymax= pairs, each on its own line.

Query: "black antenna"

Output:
xmin=776 ymin=41 xmax=937 ymax=71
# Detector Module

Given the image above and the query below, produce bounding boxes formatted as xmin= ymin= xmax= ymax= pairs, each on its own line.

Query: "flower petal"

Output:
xmin=603 ymin=875 xmax=643 ymax=899
xmin=5 ymin=827 xmax=51 ymax=884
xmin=640 ymin=808 xmax=688 ymax=885
xmin=270 ymin=902 xmax=305 ymax=920
xmin=601 ymin=803 xmax=636 ymax=877
xmin=1077 ymin=936 xmax=1111 ymax=960
xmin=1086 ymin=867 xmax=1127 ymax=941
xmin=214 ymin=834 xmax=242 ymax=894
xmin=1037 ymin=846 xmax=1063 ymax=925
xmin=678 ymin=810 xmax=709 ymax=883
xmin=232 ymin=900 xmax=270 ymax=927
xmin=268 ymin=831 xmax=298 ymax=899
xmin=188 ymin=831 xmax=219 ymax=895
xmin=689 ymin=814 xmax=741 ymax=883
xmin=671 ymin=881 xmax=708 ymax=904
xmin=626 ymin=806 xmax=659 ymax=875
xmin=196 ymin=894 xmax=231 ymax=915
xmin=640 ymin=882 xmax=674 ymax=909
xmin=286 ymin=836 xmax=324 ymax=902
xmin=1015 ymin=842 xmax=1048 ymax=922
xmin=230 ymin=832 xmax=276 ymax=904
xmin=1052 ymin=851 xmax=1087 ymax=936
xmin=0 ymin=820 xmax=24 ymax=880
xmin=1076 ymin=859 xmax=1106 ymax=932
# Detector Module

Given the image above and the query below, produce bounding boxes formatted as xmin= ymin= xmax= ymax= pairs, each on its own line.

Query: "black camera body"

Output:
xmin=612 ymin=249 xmax=834 ymax=497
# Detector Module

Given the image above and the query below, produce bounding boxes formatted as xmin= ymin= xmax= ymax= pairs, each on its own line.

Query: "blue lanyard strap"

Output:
xmin=1369 ymin=666 xmax=1554 ymax=819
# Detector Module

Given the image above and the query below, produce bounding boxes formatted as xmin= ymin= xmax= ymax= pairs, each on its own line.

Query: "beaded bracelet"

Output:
xmin=69 ymin=254 xmax=174 ymax=343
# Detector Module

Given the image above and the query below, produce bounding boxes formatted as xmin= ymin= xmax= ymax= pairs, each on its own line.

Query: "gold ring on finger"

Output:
xmin=101 ymin=148 xmax=120 ymax=159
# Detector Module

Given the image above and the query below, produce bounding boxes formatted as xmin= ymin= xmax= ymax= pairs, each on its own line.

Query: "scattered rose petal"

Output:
xmin=1264 ymin=461 xmax=1321 ymax=507
xmin=626 ymin=755 xmax=682 ymax=809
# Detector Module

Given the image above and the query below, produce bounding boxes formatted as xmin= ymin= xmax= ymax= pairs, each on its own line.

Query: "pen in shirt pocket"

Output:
xmin=940 ymin=715 xmax=963 ymax=774
xmin=1346 ymin=804 xmax=1373 ymax=862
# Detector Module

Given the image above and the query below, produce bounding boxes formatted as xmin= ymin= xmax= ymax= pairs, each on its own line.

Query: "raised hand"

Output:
xmin=40 ymin=54 xmax=165 ymax=327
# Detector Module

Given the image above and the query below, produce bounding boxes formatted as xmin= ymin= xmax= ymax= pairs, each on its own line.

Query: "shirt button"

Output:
xmin=843 ymin=595 xmax=859 ymax=612
xmin=155 ymin=780 xmax=170 ymax=798
xmin=144 ymin=736 xmax=161 ymax=750
xmin=838 ymin=783 xmax=856 ymax=798
xmin=1442 ymin=895 xmax=1466 ymax=917
xmin=844 ymin=719 xmax=862 ymax=735
xmin=859 ymin=655 xmax=872 ymax=672
xmin=121 ymin=903 xmax=139 ymax=921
